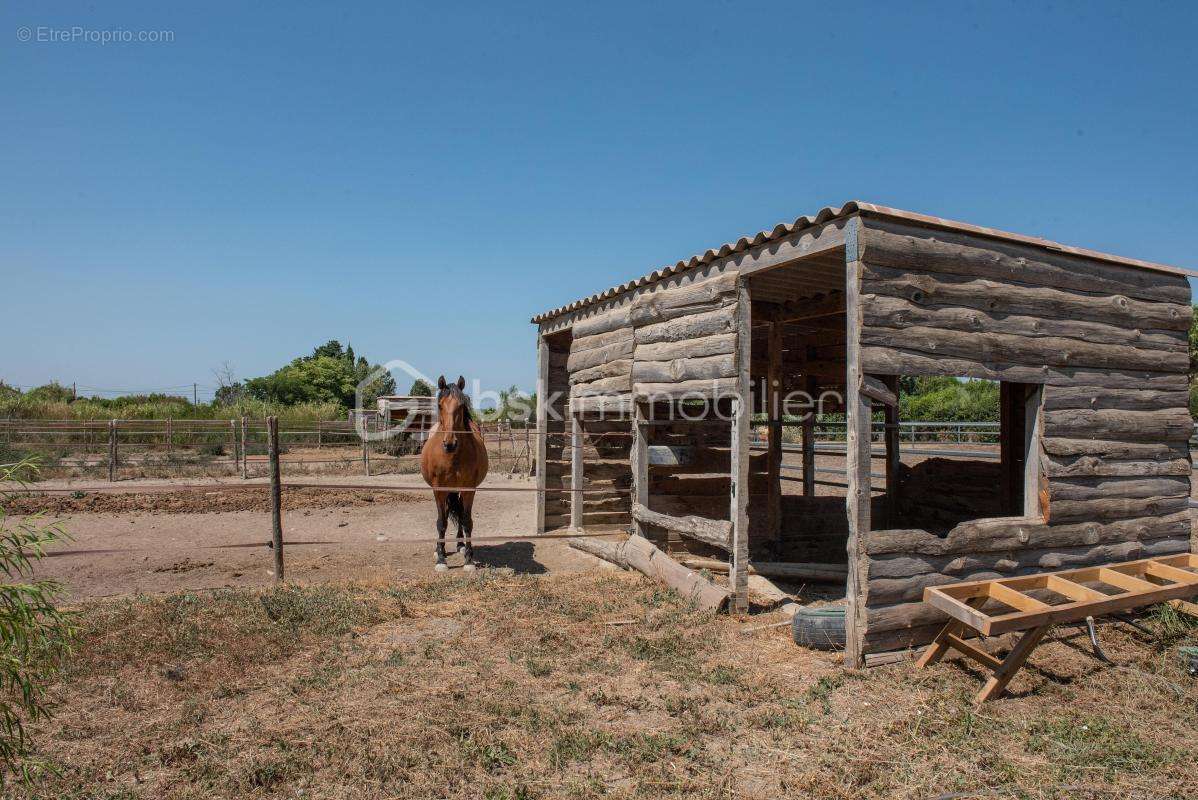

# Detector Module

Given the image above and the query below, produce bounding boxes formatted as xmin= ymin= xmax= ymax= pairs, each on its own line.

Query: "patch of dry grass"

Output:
xmin=7 ymin=572 xmax=1198 ymax=799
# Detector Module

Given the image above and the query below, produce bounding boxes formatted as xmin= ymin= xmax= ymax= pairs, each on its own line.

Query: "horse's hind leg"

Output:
xmin=433 ymin=492 xmax=449 ymax=572
xmin=461 ymin=491 xmax=476 ymax=571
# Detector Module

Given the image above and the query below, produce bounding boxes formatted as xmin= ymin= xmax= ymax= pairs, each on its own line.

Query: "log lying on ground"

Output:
xmin=678 ymin=556 xmax=847 ymax=583
xmin=631 ymin=502 xmax=732 ymax=551
xmin=568 ymin=534 xmax=730 ymax=612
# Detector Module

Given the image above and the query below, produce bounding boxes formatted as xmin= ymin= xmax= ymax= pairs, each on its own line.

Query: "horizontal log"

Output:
xmin=633 ymin=377 xmax=740 ymax=400
xmin=861 ymin=324 xmax=1187 ymax=374
xmin=1042 ymin=386 xmax=1189 ymax=413
xmin=860 ymin=374 xmax=897 ymax=407
xmin=572 ymin=305 xmax=633 ymax=339
xmin=1047 ymin=476 xmax=1190 ymax=502
xmin=572 ymin=375 xmax=633 ymax=395
xmin=632 ymin=502 xmax=732 ymax=551
xmin=628 ymin=271 xmax=738 ymax=327
xmin=862 ymin=291 xmax=1187 ymax=352
xmin=1042 ymin=408 xmax=1193 ymax=442
xmin=569 ymin=359 xmax=632 ymax=386
xmin=677 ymin=556 xmax=847 ymax=582
xmin=860 ymin=220 xmax=1192 ymax=305
xmin=864 ymin=510 xmax=1192 ymax=556
xmin=635 ymin=304 xmax=737 ymax=345
xmin=568 ymin=534 xmax=731 ymax=611
xmin=634 ymin=332 xmax=737 ymax=362
xmin=860 ymin=348 xmax=1187 ymax=391
xmin=1040 ymin=437 xmax=1189 ymax=460
xmin=1047 ymin=495 xmax=1189 ymax=524
xmin=866 ymin=535 xmax=1191 ymax=606
xmin=868 ymin=536 xmax=1192 ymax=580
xmin=631 ymin=353 xmax=738 ymax=383
xmin=569 ymin=393 xmax=633 ymax=415
xmin=1042 ymin=453 xmax=1191 ymax=478
xmin=567 ymin=337 xmax=634 ymax=372
xmin=863 ymin=621 xmax=951 ymax=654
xmin=571 ymin=326 xmax=634 ymax=355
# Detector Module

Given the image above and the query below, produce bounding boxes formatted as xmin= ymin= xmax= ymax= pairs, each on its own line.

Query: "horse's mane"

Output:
xmin=437 ymin=384 xmax=473 ymax=424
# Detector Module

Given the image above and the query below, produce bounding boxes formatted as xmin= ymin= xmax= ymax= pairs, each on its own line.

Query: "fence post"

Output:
xmin=240 ymin=416 xmax=248 ymax=479
xmin=362 ymin=417 xmax=371 ymax=476
xmin=166 ymin=417 xmax=173 ymax=459
xmin=267 ymin=416 xmax=284 ymax=583
xmin=316 ymin=420 xmax=322 ymax=449
xmin=107 ymin=419 xmax=117 ymax=482
xmin=229 ymin=419 xmax=237 ymax=476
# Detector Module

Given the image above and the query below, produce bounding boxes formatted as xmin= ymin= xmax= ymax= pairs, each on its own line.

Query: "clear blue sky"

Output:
xmin=3 ymin=1 xmax=1196 ymax=400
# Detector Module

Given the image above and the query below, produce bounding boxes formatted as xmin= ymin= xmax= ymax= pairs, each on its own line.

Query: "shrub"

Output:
xmin=0 ymin=460 xmax=76 ymax=782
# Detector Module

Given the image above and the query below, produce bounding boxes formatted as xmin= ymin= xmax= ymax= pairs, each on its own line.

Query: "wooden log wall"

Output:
xmin=855 ymin=217 xmax=1194 ymax=655
xmin=560 ymin=414 xmax=633 ymax=528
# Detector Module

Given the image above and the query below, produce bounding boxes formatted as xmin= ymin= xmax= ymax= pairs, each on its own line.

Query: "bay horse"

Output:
xmin=419 ymin=375 xmax=489 ymax=571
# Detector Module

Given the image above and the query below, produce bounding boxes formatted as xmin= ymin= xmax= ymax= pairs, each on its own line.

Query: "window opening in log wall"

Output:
xmin=879 ymin=376 xmax=1044 ymax=535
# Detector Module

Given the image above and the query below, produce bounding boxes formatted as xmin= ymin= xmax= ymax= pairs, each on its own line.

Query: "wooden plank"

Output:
xmin=975 ymin=625 xmax=1050 ymax=703
xmin=882 ymin=375 xmax=900 ymax=527
xmin=802 ymin=376 xmax=816 ymax=498
xmin=1045 ymin=575 xmax=1108 ymax=602
xmin=631 ymin=404 xmax=649 ymax=538
xmin=729 ymin=280 xmax=752 ymax=613
xmin=570 ymin=413 xmax=583 ymax=530
xmin=989 ymin=582 xmax=1051 ymax=612
xmin=844 ymin=221 xmax=871 ymax=668
xmin=1024 ymin=385 xmax=1043 ymax=518
xmin=860 ymin=374 xmax=897 ymax=407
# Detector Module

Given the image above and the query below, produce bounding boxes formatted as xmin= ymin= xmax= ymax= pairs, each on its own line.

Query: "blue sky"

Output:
xmin=3 ymin=1 xmax=1196 ymax=400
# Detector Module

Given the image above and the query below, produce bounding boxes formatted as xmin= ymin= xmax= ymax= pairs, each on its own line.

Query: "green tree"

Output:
xmin=243 ymin=342 xmax=396 ymax=409
xmin=0 ymin=460 xmax=76 ymax=782
xmin=409 ymin=379 xmax=433 ymax=397
xmin=24 ymin=383 xmax=73 ymax=404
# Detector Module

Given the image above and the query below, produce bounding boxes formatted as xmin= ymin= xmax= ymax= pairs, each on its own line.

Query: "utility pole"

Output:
xmin=193 ymin=382 xmax=198 ymax=406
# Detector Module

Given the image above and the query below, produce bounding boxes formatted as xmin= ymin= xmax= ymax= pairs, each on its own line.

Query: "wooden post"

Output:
xmin=316 ymin=420 xmax=322 ymax=449
xmin=844 ymin=218 xmax=872 ymax=667
xmin=229 ymin=419 xmax=237 ymax=476
xmin=267 ymin=416 xmax=284 ymax=583
xmin=107 ymin=419 xmax=117 ymax=482
xmin=766 ymin=320 xmax=783 ymax=549
xmin=362 ymin=416 xmax=371 ymax=476
xmin=729 ymin=280 xmax=752 ymax=614
xmin=802 ymin=376 xmax=816 ymax=497
xmin=631 ymin=402 xmax=649 ymax=538
xmin=166 ymin=417 xmax=173 ymax=459
xmin=1024 ymin=385 xmax=1044 ymax=517
xmin=883 ymin=375 xmax=900 ymax=527
xmin=570 ymin=413 xmax=584 ymax=530
xmin=535 ymin=334 xmax=549 ymax=533
xmin=240 ymin=416 xmax=249 ymax=479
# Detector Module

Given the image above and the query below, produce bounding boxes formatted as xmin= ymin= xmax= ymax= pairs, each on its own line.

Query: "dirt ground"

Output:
xmin=15 ymin=474 xmax=597 ymax=600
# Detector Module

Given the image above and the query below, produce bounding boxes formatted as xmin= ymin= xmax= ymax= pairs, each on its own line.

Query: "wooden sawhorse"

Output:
xmin=916 ymin=553 xmax=1198 ymax=703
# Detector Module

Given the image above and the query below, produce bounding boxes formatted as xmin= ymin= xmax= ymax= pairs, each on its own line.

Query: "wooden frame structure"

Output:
xmin=918 ymin=553 xmax=1198 ymax=702
xmin=532 ymin=201 xmax=1194 ymax=664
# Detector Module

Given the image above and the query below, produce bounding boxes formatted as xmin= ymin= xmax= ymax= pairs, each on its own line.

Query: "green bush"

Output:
xmin=0 ymin=460 xmax=76 ymax=782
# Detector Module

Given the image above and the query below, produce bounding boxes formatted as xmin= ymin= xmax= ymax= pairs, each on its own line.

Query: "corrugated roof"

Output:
xmin=530 ymin=201 xmax=1191 ymax=324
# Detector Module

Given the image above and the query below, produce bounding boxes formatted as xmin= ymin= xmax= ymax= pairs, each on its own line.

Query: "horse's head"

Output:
xmin=436 ymin=375 xmax=470 ymax=453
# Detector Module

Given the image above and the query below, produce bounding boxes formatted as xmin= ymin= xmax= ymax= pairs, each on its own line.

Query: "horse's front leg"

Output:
xmin=433 ymin=491 xmax=449 ymax=572
xmin=461 ymin=491 xmax=476 ymax=572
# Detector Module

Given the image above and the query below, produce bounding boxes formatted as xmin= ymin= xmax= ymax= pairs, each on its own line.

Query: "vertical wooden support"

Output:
xmin=844 ymin=219 xmax=872 ymax=667
xmin=107 ymin=419 xmax=117 ymax=482
xmin=166 ymin=417 xmax=173 ymax=459
xmin=316 ymin=420 xmax=322 ymax=449
xmin=240 ymin=416 xmax=249 ymax=479
xmin=802 ymin=376 xmax=817 ymax=497
xmin=729 ymin=280 xmax=752 ymax=614
xmin=765 ymin=320 xmax=783 ymax=549
xmin=535 ymin=333 xmax=550 ymax=534
xmin=362 ymin=417 xmax=371 ymax=476
xmin=883 ymin=375 xmax=900 ymax=527
xmin=1024 ymin=385 xmax=1044 ymax=518
xmin=230 ymin=419 xmax=237 ymax=476
xmin=570 ymin=412 xmax=584 ymax=530
xmin=267 ymin=415 xmax=284 ymax=583
xmin=631 ymin=402 xmax=649 ymax=538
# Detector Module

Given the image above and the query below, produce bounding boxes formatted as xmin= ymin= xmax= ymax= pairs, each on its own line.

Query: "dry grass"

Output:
xmin=8 ymin=573 xmax=1198 ymax=799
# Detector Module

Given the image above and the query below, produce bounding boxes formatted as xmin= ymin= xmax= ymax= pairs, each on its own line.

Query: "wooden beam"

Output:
xmin=631 ymin=402 xmax=649 ymax=538
xmin=570 ymin=413 xmax=583 ymax=530
xmin=860 ymin=374 xmax=897 ymax=407
xmin=729 ymin=280 xmax=752 ymax=613
xmin=766 ymin=320 xmax=783 ymax=549
xmin=802 ymin=376 xmax=816 ymax=498
xmin=844 ymin=219 xmax=871 ymax=668
xmin=882 ymin=375 xmax=900 ymax=528
xmin=535 ymin=335 xmax=549 ymax=534
xmin=752 ymin=292 xmax=845 ymax=324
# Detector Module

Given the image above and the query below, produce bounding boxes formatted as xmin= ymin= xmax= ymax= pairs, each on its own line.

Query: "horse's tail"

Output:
xmin=445 ymin=492 xmax=464 ymax=526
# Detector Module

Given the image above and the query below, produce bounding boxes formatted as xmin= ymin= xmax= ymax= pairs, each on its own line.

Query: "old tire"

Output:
xmin=792 ymin=606 xmax=847 ymax=651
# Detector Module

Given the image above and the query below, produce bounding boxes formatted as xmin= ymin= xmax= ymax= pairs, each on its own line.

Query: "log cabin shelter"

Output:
xmin=530 ymin=201 xmax=1194 ymax=666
